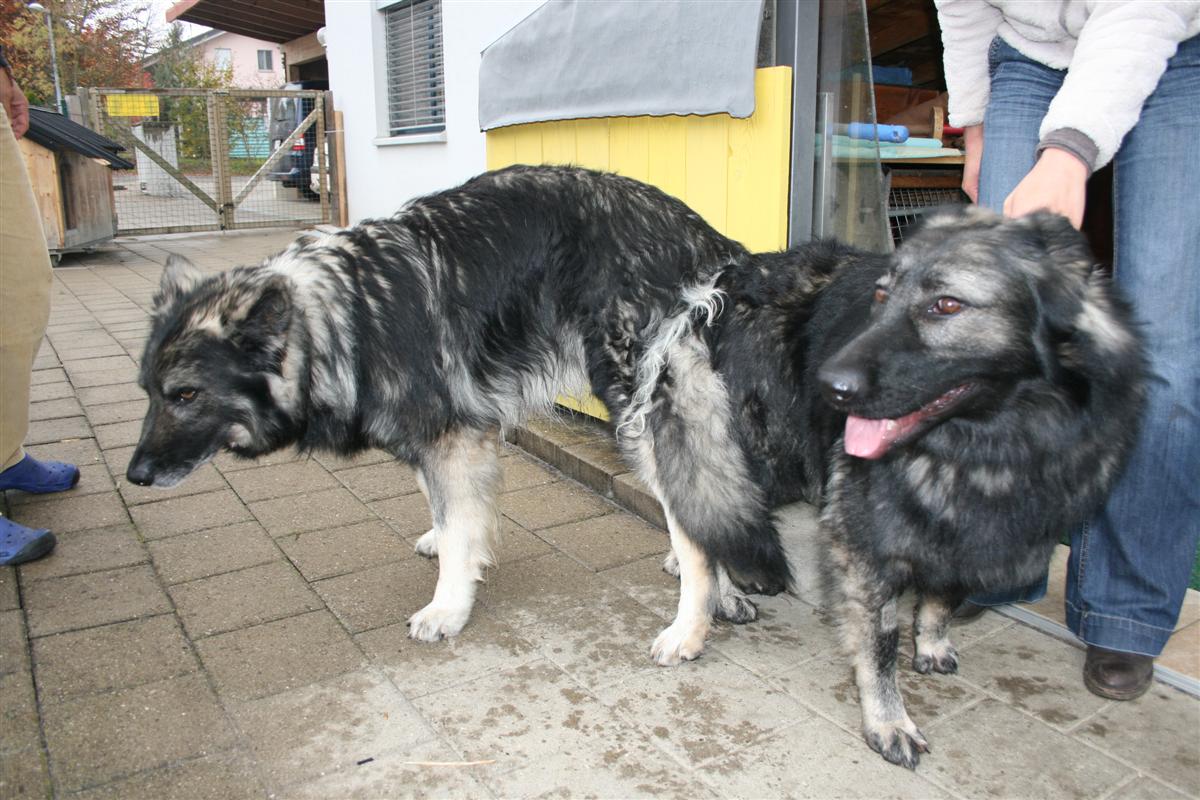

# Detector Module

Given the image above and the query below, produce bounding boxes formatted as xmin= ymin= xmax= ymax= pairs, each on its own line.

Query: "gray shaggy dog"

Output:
xmin=126 ymin=165 xmax=833 ymax=665
xmin=807 ymin=207 xmax=1146 ymax=768
xmin=125 ymin=164 xmax=1146 ymax=767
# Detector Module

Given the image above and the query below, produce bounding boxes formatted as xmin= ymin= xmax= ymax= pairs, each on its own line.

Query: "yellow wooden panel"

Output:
xmin=645 ymin=115 xmax=688 ymax=202
xmin=727 ymin=66 xmax=793 ymax=251
xmin=608 ymin=117 xmax=650 ymax=183
xmin=511 ymin=123 xmax=544 ymax=165
xmin=683 ymin=114 xmax=729 ymax=235
xmin=574 ymin=118 xmax=610 ymax=172
xmin=483 ymin=67 xmax=794 ymax=420
xmin=541 ymin=120 xmax=577 ymax=165
xmin=486 ymin=126 xmax=517 ymax=170
xmin=557 ymin=393 xmax=611 ymax=421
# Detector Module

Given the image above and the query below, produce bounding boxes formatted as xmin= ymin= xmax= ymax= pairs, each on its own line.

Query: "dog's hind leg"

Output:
xmin=407 ymin=429 xmax=501 ymax=642
xmin=651 ymin=508 xmax=718 ymax=665
xmin=715 ymin=566 xmax=758 ymax=624
xmin=912 ymin=592 xmax=961 ymax=675
xmin=661 ymin=552 xmax=758 ymax=624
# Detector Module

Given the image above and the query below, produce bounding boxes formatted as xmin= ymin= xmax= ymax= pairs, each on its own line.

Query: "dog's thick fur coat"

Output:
xmin=126 ymin=165 xmax=849 ymax=664
xmin=127 ymin=167 xmax=1145 ymax=767
xmin=806 ymin=207 xmax=1146 ymax=768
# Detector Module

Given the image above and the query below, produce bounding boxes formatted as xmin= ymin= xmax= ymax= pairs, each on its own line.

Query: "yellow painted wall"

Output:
xmin=486 ymin=66 xmax=794 ymax=419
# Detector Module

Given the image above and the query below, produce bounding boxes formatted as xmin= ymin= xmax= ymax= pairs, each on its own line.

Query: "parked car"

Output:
xmin=268 ymin=80 xmax=328 ymax=199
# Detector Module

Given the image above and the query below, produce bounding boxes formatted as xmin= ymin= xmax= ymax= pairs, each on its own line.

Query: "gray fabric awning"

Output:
xmin=479 ymin=0 xmax=765 ymax=131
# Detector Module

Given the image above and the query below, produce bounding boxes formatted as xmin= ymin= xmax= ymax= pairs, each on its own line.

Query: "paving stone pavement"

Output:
xmin=2 ymin=229 xmax=1198 ymax=800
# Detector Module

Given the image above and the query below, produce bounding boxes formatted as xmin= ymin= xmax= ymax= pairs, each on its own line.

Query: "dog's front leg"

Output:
xmin=412 ymin=469 xmax=441 ymax=558
xmin=407 ymin=431 xmax=501 ymax=642
xmin=651 ymin=510 xmax=717 ymax=665
xmin=845 ymin=594 xmax=929 ymax=768
xmin=912 ymin=592 xmax=961 ymax=675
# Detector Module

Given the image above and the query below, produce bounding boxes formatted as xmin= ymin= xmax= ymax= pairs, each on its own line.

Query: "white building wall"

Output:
xmin=325 ymin=0 xmax=545 ymax=223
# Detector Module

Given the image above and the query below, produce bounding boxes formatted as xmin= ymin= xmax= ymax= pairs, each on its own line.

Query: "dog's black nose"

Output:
xmin=125 ymin=456 xmax=155 ymax=487
xmin=818 ymin=364 xmax=866 ymax=408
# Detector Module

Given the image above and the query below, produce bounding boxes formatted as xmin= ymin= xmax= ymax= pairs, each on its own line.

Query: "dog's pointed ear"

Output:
xmin=230 ymin=277 xmax=294 ymax=357
xmin=155 ymin=254 xmax=203 ymax=310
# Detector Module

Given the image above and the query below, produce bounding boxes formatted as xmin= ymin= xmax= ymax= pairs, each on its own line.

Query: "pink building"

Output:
xmin=153 ymin=29 xmax=286 ymax=89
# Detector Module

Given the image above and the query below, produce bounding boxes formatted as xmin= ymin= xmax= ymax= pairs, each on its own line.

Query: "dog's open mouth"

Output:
xmin=844 ymin=383 xmax=975 ymax=460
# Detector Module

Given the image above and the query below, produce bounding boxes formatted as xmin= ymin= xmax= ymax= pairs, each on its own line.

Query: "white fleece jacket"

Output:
xmin=935 ymin=0 xmax=1200 ymax=170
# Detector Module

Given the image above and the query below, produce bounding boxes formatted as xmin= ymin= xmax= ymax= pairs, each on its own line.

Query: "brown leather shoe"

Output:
xmin=1083 ymin=645 xmax=1154 ymax=701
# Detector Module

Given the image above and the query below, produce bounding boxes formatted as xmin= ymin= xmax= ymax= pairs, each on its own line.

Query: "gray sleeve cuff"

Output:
xmin=1037 ymin=128 xmax=1098 ymax=175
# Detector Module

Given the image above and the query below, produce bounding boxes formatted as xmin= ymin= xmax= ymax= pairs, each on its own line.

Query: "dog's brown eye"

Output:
xmin=873 ymin=287 xmax=889 ymax=304
xmin=174 ymin=388 xmax=198 ymax=403
xmin=930 ymin=297 xmax=963 ymax=316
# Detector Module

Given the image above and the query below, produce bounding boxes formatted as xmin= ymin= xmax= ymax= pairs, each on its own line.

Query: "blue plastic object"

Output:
xmin=837 ymin=123 xmax=909 ymax=143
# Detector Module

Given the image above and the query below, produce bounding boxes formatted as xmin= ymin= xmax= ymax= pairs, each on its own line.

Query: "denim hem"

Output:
xmin=1065 ymin=600 xmax=1173 ymax=657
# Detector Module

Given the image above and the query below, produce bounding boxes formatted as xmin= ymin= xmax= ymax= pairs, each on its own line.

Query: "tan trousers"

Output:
xmin=0 ymin=103 xmax=53 ymax=471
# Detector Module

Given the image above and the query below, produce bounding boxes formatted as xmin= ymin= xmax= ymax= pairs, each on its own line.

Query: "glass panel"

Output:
xmin=812 ymin=0 xmax=890 ymax=251
xmin=384 ymin=0 xmax=445 ymax=136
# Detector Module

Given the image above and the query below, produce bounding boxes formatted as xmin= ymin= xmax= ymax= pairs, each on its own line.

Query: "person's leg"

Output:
xmin=960 ymin=37 xmax=1066 ymax=611
xmin=0 ymin=104 xmax=52 ymax=472
xmin=1067 ymin=36 xmax=1200 ymax=691
xmin=0 ymin=103 xmax=77 ymax=565
xmin=977 ymin=37 xmax=1063 ymax=213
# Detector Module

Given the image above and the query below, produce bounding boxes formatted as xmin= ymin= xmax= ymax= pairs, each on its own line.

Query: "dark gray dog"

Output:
xmin=810 ymin=207 xmax=1146 ymax=768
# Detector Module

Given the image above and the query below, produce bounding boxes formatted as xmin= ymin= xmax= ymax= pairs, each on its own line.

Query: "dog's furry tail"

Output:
xmin=720 ymin=520 xmax=795 ymax=597
xmin=684 ymin=510 xmax=795 ymax=597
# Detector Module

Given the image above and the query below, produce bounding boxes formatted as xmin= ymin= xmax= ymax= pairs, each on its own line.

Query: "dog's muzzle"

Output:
xmin=125 ymin=454 xmax=156 ymax=486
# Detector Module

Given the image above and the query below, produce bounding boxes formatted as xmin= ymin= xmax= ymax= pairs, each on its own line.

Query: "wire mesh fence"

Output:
xmin=887 ymin=185 xmax=967 ymax=245
xmin=82 ymin=88 xmax=336 ymax=236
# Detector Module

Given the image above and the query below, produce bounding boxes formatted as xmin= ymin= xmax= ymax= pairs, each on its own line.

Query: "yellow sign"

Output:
xmin=105 ymin=94 xmax=160 ymax=117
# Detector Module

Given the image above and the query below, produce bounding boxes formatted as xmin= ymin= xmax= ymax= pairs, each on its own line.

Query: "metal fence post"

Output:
xmin=316 ymin=92 xmax=330 ymax=225
xmin=207 ymin=91 xmax=234 ymax=229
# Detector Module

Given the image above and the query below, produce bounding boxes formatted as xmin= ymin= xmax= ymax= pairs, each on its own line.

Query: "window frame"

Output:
xmin=377 ymin=0 xmax=446 ymax=140
xmin=257 ymin=49 xmax=273 ymax=72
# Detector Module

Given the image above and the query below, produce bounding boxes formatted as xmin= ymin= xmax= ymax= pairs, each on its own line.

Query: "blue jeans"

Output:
xmin=971 ymin=36 xmax=1200 ymax=656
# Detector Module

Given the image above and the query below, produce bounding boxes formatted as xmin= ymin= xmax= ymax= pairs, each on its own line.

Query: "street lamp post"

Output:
xmin=27 ymin=2 xmax=65 ymax=116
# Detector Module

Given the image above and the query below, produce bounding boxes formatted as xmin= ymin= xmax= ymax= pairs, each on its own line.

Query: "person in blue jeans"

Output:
xmin=935 ymin=1 xmax=1200 ymax=700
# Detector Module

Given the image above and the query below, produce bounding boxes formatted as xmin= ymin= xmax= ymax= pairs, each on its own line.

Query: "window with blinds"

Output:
xmin=383 ymin=0 xmax=445 ymax=136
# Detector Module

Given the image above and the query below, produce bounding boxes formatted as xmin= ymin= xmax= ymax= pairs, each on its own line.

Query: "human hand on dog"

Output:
xmin=1003 ymin=147 xmax=1088 ymax=229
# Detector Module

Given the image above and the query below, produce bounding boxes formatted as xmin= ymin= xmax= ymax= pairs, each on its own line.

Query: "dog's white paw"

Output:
xmin=414 ymin=528 xmax=438 ymax=558
xmin=407 ymin=603 xmax=469 ymax=642
xmin=650 ymin=621 xmax=706 ymax=666
xmin=913 ymin=641 xmax=959 ymax=675
xmin=661 ymin=551 xmax=680 ymax=578
xmin=863 ymin=718 xmax=929 ymax=769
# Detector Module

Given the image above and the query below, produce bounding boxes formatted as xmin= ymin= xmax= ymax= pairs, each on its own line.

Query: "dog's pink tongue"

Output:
xmin=844 ymin=416 xmax=902 ymax=460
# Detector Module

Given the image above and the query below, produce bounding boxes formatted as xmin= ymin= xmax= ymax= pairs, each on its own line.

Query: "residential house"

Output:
xmin=143 ymin=28 xmax=285 ymax=88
